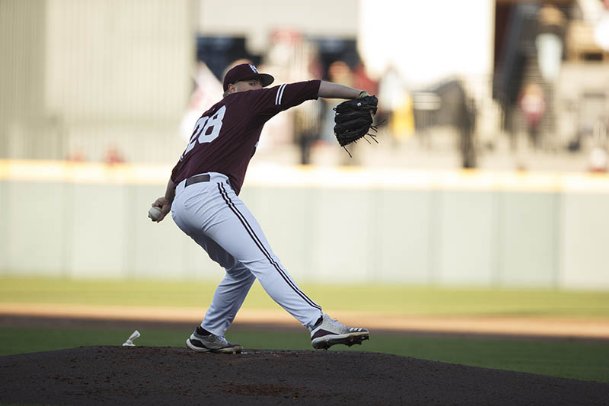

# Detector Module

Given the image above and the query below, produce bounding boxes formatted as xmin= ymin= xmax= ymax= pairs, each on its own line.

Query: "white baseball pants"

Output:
xmin=171 ymin=172 xmax=322 ymax=336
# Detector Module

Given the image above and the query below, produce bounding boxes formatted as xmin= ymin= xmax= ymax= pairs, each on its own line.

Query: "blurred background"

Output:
xmin=1 ymin=0 xmax=609 ymax=289
xmin=1 ymin=0 xmax=608 ymax=169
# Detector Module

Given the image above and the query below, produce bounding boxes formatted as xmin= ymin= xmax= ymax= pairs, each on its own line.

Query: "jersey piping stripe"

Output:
xmin=217 ymin=183 xmax=321 ymax=311
xmin=275 ymin=84 xmax=287 ymax=106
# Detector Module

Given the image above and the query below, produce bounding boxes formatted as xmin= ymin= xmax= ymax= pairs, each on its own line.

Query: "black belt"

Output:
xmin=185 ymin=174 xmax=210 ymax=187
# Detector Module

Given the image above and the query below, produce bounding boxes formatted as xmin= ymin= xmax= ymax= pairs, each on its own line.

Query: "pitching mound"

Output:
xmin=1 ymin=346 xmax=608 ymax=405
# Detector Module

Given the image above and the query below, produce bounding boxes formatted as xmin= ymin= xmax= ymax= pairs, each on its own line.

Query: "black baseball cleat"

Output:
xmin=186 ymin=326 xmax=242 ymax=354
xmin=309 ymin=313 xmax=369 ymax=350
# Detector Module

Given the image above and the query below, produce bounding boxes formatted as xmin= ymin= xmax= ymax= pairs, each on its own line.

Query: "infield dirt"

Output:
xmin=1 ymin=346 xmax=609 ymax=405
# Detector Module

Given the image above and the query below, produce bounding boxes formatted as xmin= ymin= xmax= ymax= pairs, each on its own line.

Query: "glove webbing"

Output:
xmin=342 ymin=125 xmax=379 ymax=158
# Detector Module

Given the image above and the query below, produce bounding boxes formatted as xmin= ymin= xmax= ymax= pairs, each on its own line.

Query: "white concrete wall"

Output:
xmin=0 ymin=0 xmax=194 ymax=162
xmin=1 ymin=161 xmax=609 ymax=290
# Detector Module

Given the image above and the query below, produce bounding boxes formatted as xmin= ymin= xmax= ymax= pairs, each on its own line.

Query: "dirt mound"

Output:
xmin=1 ymin=346 xmax=608 ymax=405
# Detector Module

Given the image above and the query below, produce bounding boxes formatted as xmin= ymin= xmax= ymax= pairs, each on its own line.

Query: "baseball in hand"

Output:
xmin=148 ymin=206 xmax=162 ymax=221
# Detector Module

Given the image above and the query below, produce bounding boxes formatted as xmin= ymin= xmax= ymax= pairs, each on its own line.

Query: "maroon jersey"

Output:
xmin=171 ymin=80 xmax=321 ymax=195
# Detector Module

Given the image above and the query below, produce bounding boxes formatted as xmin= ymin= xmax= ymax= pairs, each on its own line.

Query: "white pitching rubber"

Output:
xmin=122 ymin=330 xmax=140 ymax=347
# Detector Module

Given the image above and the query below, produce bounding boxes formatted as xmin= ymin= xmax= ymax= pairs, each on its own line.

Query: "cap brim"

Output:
xmin=225 ymin=71 xmax=275 ymax=91
xmin=258 ymin=73 xmax=274 ymax=87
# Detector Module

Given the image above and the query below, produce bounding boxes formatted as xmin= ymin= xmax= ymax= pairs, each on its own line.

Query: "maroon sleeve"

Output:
xmin=247 ymin=80 xmax=321 ymax=117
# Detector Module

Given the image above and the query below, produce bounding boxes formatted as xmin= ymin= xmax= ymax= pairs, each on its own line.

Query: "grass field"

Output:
xmin=1 ymin=277 xmax=609 ymax=383
xmin=2 ymin=277 xmax=609 ymax=318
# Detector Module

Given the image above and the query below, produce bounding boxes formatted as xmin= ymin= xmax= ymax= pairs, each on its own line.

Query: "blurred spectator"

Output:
xmin=352 ymin=63 xmax=378 ymax=97
xmin=588 ymin=146 xmax=608 ymax=173
xmin=66 ymin=149 xmax=87 ymax=162
xmin=104 ymin=146 xmax=125 ymax=165
xmin=324 ymin=60 xmax=353 ymax=91
xmin=378 ymin=66 xmax=413 ymax=143
xmin=264 ymin=33 xmax=325 ymax=164
xmin=573 ymin=0 xmax=606 ymax=22
xmin=594 ymin=0 xmax=609 ymax=51
xmin=588 ymin=115 xmax=609 ymax=172
xmin=519 ymin=83 xmax=546 ymax=148
xmin=294 ymin=100 xmax=322 ymax=165
xmin=536 ymin=3 xmax=566 ymax=82
xmin=319 ymin=61 xmax=357 ymax=161
xmin=328 ymin=61 xmax=365 ymax=165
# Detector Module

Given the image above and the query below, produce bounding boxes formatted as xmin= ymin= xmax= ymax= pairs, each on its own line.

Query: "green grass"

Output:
xmin=1 ymin=325 xmax=608 ymax=383
xmin=1 ymin=276 xmax=609 ymax=318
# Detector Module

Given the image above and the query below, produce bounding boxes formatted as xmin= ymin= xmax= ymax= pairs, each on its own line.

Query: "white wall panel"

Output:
xmin=312 ymin=189 xmax=373 ymax=283
xmin=497 ymin=192 xmax=559 ymax=286
xmin=67 ymin=184 xmax=129 ymax=278
xmin=4 ymin=182 xmax=67 ymax=275
xmin=436 ymin=191 xmax=496 ymax=285
xmin=375 ymin=189 xmax=433 ymax=283
xmin=561 ymin=193 xmax=609 ymax=289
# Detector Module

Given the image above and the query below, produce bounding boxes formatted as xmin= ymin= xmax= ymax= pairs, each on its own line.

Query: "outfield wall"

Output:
xmin=1 ymin=160 xmax=608 ymax=290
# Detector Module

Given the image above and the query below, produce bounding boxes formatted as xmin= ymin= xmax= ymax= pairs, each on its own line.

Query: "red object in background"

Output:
xmin=353 ymin=64 xmax=378 ymax=96
xmin=104 ymin=147 xmax=125 ymax=164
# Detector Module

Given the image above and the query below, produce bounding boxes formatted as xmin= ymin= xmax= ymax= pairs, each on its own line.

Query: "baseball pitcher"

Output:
xmin=150 ymin=63 xmax=375 ymax=353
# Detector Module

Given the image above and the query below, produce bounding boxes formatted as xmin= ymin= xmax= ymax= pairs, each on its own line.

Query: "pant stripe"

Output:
xmin=217 ymin=183 xmax=321 ymax=310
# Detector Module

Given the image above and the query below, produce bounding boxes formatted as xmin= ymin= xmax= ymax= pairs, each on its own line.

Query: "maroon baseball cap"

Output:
xmin=222 ymin=63 xmax=274 ymax=91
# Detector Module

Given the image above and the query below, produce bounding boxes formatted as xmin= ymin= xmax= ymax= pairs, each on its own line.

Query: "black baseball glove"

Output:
xmin=333 ymin=94 xmax=379 ymax=154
